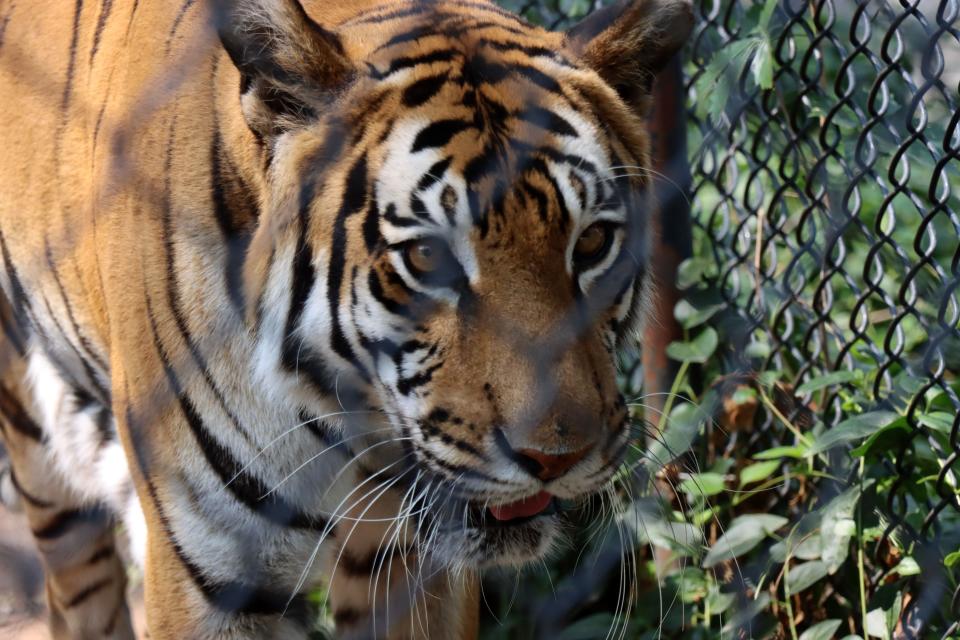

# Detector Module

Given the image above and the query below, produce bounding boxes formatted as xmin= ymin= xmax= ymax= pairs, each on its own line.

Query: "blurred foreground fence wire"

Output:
xmin=0 ymin=0 xmax=954 ymax=638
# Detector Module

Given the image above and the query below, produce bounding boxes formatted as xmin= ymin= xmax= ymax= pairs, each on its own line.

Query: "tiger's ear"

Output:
xmin=566 ymin=0 xmax=693 ymax=106
xmin=215 ymin=0 xmax=353 ymax=138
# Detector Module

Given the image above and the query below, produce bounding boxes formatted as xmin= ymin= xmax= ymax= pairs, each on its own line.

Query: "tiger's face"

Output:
xmin=227 ymin=0 xmax=693 ymax=569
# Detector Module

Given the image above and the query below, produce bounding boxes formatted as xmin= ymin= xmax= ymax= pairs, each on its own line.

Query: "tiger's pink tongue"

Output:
xmin=488 ymin=491 xmax=553 ymax=521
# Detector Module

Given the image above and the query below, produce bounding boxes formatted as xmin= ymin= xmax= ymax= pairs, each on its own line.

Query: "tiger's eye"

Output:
xmin=574 ymin=223 xmax=610 ymax=262
xmin=406 ymin=238 xmax=446 ymax=274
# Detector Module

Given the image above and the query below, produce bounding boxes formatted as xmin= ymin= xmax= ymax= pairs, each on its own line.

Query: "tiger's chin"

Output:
xmin=428 ymin=499 xmax=564 ymax=570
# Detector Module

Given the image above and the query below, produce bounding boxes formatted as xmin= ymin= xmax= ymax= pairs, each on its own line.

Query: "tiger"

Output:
xmin=0 ymin=0 xmax=693 ymax=637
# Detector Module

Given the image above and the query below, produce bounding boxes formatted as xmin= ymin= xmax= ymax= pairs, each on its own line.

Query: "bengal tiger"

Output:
xmin=0 ymin=0 xmax=692 ymax=637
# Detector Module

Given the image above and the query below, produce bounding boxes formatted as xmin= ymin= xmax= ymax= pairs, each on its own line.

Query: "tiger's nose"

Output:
xmin=515 ymin=446 xmax=592 ymax=481
xmin=494 ymin=430 xmax=593 ymax=481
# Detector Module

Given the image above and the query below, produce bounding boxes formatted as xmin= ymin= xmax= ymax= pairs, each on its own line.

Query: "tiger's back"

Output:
xmin=0 ymin=1 xmax=692 ymax=638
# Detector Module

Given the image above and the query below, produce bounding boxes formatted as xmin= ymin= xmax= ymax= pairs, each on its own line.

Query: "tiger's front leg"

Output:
xmin=115 ymin=377 xmax=336 ymax=639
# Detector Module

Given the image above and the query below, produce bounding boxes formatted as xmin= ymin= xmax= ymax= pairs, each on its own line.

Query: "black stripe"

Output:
xmin=0 ymin=382 xmax=43 ymax=442
xmin=144 ymin=291 xmax=327 ymax=531
xmin=337 ymin=545 xmax=403 ymax=576
xmin=0 ymin=215 xmax=36 ymax=343
xmin=160 ymin=121 xmax=255 ymax=446
xmin=396 ymin=361 xmax=443 ymax=395
xmin=165 ymin=0 xmax=196 ymax=54
xmin=102 ymin=600 xmax=123 ymax=636
xmin=463 ymin=138 xmax=502 ymax=188
xmin=450 ymin=0 xmax=532 ymax=26
xmin=211 ymin=124 xmax=255 ymax=314
xmin=361 ymin=194 xmax=381 ymax=253
xmin=36 ymin=290 xmax=109 ymax=403
xmin=522 ymin=181 xmax=550 ymax=223
xmin=60 ymin=0 xmax=83 ymax=114
xmin=382 ymin=202 xmax=420 ymax=228
xmin=416 ymin=445 xmax=495 ymax=483
xmin=92 ymin=94 xmax=108 ymax=151
xmin=94 ymin=406 xmax=114 ymax=444
xmin=121 ymin=392 xmax=308 ymax=622
xmin=0 ymin=3 xmax=16 ymax=52
xmin=444 ymin=18 xmax=530 ymax=39
xmin=351 ymin=5 xmax=432 ymax=25
xmin=124 ymin=0 xmax=139 ymax=38
xmin=419 ymin=422 xmax=485 ymax=459
xmin=477 ymin=38 xmax=573 ymax=66
xmin=402 ymin=72 xmax=450 ymax=107
xmin=44 ymin=240 xmax=109 ymax=373
xmin=515 ymin=106 xmax=578 ymax=137
xmin=412 ymin=119 xmax=473 ymax=153
xmin=326 ymin=154 xmax=370 ymax=377
xmin=368 ymin=49 xmax=459 ymax=80
xmin=374 ymin=22 xmax=446 ymax=52
xmin=280 ymin=130 xmax=346 ymax=394
xmin=333 ymin=607 xmax=363 ymax=626
xmin=367 ymin=270 xmax=410 ymax=317
xmin=123 ymin=401 xmax=310 ymax=619
xmin=89 ymin=0 xmax=113 ymax=63
xmin=65 ymin=577 xmax=111 ymax=608
xmin=7 ymin=468 xmax=55 ymax=509
xmin=0 ymin=289 xmax=26 ymax=356
xmin=416 ymin=158 xmax=453 ymax=192
xmin=32 ymin=507 xmax=106 ymax=540
xmin=86 ymin=544 xmax=115 ymax=565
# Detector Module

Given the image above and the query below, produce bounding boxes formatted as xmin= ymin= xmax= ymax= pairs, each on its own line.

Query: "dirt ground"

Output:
xmin=0 ymin=506 xmax=146 ymax=639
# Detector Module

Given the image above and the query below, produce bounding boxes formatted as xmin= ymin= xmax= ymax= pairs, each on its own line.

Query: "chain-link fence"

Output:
xmin=686 ymin=0 xmax=959 ymax=637
xmin=486 ymin=1 xmax=960 ymax=638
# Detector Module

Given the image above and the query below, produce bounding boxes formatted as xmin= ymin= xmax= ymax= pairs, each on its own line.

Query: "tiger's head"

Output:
xmin=219 ymin=0 xmax=693 ymax=569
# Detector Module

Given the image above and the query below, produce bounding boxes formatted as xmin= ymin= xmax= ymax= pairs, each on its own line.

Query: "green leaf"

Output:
xmin=739 ymin=460 xmax=780 ymax=486
xmin=918 ymin=411 xmax=956 ymax=434
xmin=557 ymin=613 xmax=615 ymax=640
xmin=677 ymin=257 xmax=717 ymax=289
xmin=666 ymin=327 xmax=719 ymax=363
xmin=786 ymin=560 xmax=828 ymax=593
xmin=730 ymin=386 xmax=758 ymax=406
xmin=756 ymin=0 xmax=779 ymax=33
xmin=744 ymin=340 xmax=771 ymax=359
xmin=771 ymin=533 xmax=822 ymax=563
xmin=695 ymin=38 xmax=762 ymax=123
xmin=866 ymin=607 xmax=892 ymax=640
xmin=644 ymin=401 xmax=705 ymax=467
xmin=893 ymin=556 xmax=921 ymax=576
xmin=850 ymin=419 xmax=911 ymax=458
xmin=796 ymin=370 xmax=862 ymax=395
xmin=945 ymin=550 xmax=960 ymax=568
xmin=751 ymin=38 xmax=774 ymax=89
xmin=754 ymin=445 xmax=807 ymax=460
xmin=680 ymin=472 xmax=726 ymax=498
xmin=806 ymin=411 xmax=903 ymax=456
xmin=674 ymin=298 xmax=725 ymax=329
xmin=706 ymin=588 xmax=736 ymax=614
xmin=820 ymin=484 xmax=869 ymax=573
xmin=622 ymin=498 xmax=703 ymax=556
xmin=703 ymin=514 xmax=787 ymax=568
xmin=720 ymin=592 xmax=771 ymax=634
xmin=799 ymin=619 xmax=843 ymax=640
